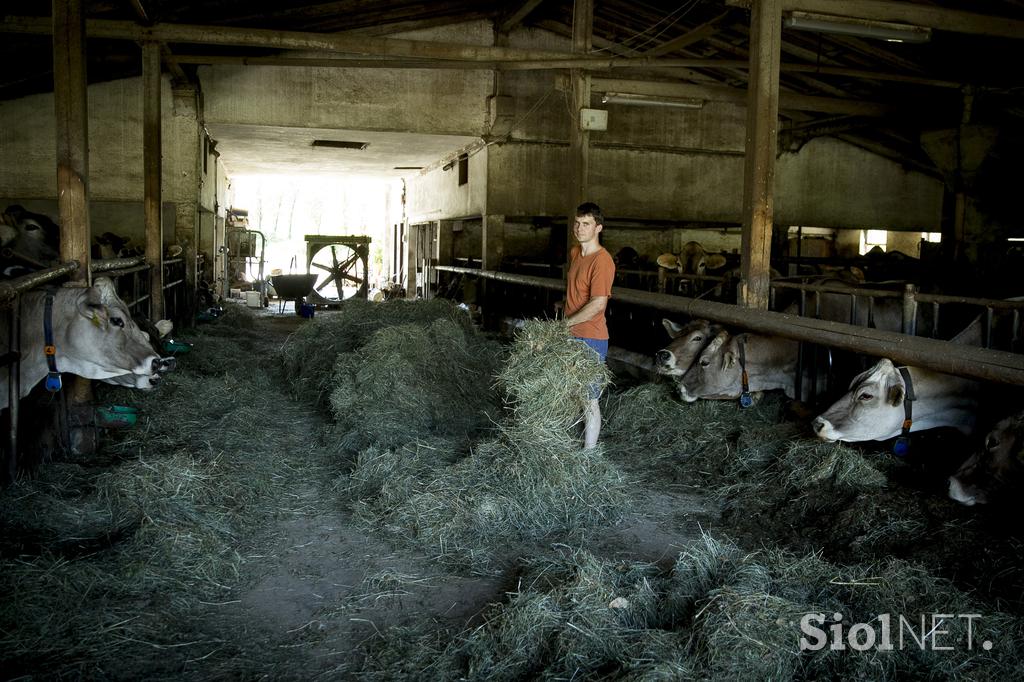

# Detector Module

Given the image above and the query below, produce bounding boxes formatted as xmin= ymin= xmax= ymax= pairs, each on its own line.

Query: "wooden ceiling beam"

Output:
xmin=326 ymin=11 xmax=496 ymax=36
xmin=159 ymin=53 xmax=963 ymax=89
xmin=639 ymin=12 xmax=728 ymax=57
xmin=534 ymin=18 xmax=720 ymax=84
xmin=0 ymin=15 xmax=675 ymax=63
xmin=704 ymin=32 xmax=855 ymax=98
xmin=499 ymin=0 xmax=548 ymax=33
xmin=127 ymin=0 xmax=189 ymax=84
xmin=726 ymin=0 xmax=1024 ymax=40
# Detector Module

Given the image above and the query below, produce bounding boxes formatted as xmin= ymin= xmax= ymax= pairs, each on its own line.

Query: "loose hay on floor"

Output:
xmin=358 ymin=533 xmax=1024 ymax=681
xmin=602 ymin=382 xmax=787 ymax=482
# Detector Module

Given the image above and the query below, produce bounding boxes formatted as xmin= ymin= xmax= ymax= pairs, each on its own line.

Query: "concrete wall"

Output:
xmin=484 ymin=25 xmax=944 ymax=232
xmin=0 ymin=76 xmax=203 ymax=251
xmin=405 ymin=145 xmax=487 ymax=223
xmin=200 ymin=22 xmax=495 ymax=137
xmin=775 ymin=138 xmax=942 ymax=230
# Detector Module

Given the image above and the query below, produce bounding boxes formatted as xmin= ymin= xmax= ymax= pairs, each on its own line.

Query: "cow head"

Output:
xmin=678 ymin=329 xmax=737 ymax=402
xmin=58 ymin=278 xmax=166 ymax=389
xmin=680 ymin=241 xmax=727 ymax=276
xmin=812 ymin=359 xmax=906 ymax=442
xmin=656 ymin=318 xmax=717 ymax=378
xmin=949 ymin=412 xmax=1024 ymax=506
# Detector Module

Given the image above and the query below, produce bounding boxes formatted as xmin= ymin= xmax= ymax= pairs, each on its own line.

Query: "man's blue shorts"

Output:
xmin=574 ymin=337 xmax=609 ymax=399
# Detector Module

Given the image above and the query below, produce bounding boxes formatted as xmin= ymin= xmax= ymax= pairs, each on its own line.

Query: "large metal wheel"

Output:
xmin=309 ymin=243 xmax=367 ymax=301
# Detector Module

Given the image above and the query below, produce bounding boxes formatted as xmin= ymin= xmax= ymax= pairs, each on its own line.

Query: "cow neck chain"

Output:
xmin=738 ymin=336 xmax=753 ymax=408
xmin=893 ymin=366 xmax=916 ymax=455
xmin=43 ymin=289 xmax=62 ymax=392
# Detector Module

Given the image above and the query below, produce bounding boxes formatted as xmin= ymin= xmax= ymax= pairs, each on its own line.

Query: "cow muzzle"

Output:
xmin=153 ymin=356 xmax=177 ymax=373
xmin=947 ymin=476 xmax=980 ymax=506
xmin=812 ymin=417 xmax=838 ymax=441
xmin=677 ymin=384 xmax=698 ymax=403
xmin=655 ymin=350 xmax=672 ymax=367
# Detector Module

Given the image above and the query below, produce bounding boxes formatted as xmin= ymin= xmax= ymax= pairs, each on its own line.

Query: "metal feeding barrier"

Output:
xmin=434 ymin=265 xmax=1024 ymax=387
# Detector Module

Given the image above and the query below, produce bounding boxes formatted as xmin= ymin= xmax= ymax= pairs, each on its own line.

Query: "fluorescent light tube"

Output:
xmin=600 ymin=92 xmax=704 ymax=109
xmin=785 ymin=11 xmax=931 ymax=43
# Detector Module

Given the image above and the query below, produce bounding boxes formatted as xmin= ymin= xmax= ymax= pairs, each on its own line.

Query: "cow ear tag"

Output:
xmin=893 ymin=437 xmax=911 ymax=457
xmin=91 ymin=312 xmax=103 ymax=327
xmin=739 ymin=392 xmax=754 ymax=408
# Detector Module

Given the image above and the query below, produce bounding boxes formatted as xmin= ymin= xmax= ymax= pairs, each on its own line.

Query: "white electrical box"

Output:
xmin=579 ymin=108 xmax=608 ymax=131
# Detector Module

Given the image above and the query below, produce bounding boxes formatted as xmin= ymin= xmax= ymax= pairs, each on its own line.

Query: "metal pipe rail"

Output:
xmin=771 ymin=279 xmax=1024 ymax=311
xmin=0 ymin=262 xmax=81 ymax=307
xmin=92 ymin=256 xmax=146 ymax=272
xmin=436 ymin=266 xmax=1024 ymax=386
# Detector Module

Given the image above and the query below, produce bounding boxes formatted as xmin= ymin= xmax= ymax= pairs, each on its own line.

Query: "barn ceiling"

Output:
xmin=1 ymin=0 xmax=1023 ymax=180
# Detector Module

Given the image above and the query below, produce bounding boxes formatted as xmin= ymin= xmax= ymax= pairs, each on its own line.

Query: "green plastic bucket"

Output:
xmin=95 ymin=405 xmax=139 ymax=429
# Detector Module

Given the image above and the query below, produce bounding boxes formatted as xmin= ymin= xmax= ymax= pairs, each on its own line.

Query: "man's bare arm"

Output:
xmin=564 ymin=295 xmax=608 ymax=327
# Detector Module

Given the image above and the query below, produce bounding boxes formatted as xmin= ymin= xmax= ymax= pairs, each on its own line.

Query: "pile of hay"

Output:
xmin=282 ymin=298 xmax=478 ymax=403
xmin=328 ymin=318 xmax=502 ymax=453
xmin=359 ymin=533 xmax=1024 ymax=680
xmin=344 ymin=321 xmax=629 ymax=568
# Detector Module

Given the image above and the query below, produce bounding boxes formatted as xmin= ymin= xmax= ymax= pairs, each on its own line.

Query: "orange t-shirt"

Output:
xmin=566 ymin=245 xmax=615 ymax=340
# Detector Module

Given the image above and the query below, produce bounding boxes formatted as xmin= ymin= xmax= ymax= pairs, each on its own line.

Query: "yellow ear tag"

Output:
xmin=91 ymin=312 xmax=103 ymax=327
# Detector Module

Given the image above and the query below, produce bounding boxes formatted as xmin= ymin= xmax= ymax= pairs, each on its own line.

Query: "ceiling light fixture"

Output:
xmin=601 ymin=92 xmax=704 ymax=109
xmin=784 ymin=11 xmax=931 ymax=43
xmin=311 ymin=139 xmax=369 ymax=150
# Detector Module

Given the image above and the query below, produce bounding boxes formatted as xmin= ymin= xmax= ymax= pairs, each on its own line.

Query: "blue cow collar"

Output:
xmin=43 ymin=290 xmax=62 ymax=392
xmin=892 ymin=366 xmax=916 ymax=456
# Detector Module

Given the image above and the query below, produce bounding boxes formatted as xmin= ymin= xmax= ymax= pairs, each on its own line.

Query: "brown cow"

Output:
xmin=655 ymin=318 xmax=721 ymax=379
xmin=948 ymin=411 xmax=1024 ymax=506
xmin=677 ymin=329 xmax=799 ymax=402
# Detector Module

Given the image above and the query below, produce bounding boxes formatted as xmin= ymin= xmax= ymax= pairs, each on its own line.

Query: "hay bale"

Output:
xmin=329 ymin=319 xmax=502 ymax=452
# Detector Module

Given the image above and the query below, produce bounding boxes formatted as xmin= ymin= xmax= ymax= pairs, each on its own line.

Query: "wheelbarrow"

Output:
xmin=269 ymin=273 xmax=318 ymax=315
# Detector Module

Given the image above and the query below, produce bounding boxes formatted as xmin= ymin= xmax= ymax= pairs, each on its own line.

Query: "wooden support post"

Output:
xmin=739 ymin=0 xmax=782 ymax=310
xmin=53 ymin=0 xmax=96 ymax=455
xmin=566 ymin=0 xmax=593 ymax=261
xmin=143 ymin=41 xmax=164 ymax=321
xmin=53 ymin=0 xmax=91 ymax=285
xmin=482 ymin=214 xmax=506 ymax=271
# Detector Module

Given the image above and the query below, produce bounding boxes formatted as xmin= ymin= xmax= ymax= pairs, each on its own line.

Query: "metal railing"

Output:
xmin=435 ymin=265 xmax=1024 ymax=386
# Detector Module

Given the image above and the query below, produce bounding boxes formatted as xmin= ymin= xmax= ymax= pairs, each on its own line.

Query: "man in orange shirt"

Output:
xmin=563 ymin=202 xmax=615 ymax=449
